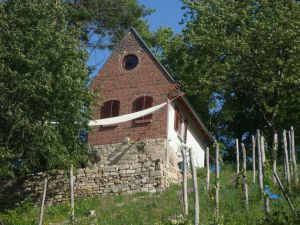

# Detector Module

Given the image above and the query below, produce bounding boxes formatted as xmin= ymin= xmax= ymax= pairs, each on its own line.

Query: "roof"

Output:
xmin=178 ymin=95 xmax=216 ymax=144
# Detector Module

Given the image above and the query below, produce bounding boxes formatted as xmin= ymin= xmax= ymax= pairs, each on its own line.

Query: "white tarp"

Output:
xmin=88 ymin=102 xmax=167 ymax=126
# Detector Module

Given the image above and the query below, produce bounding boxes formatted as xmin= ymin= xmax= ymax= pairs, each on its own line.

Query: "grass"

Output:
xmin=0 ymin=165 xmax=300 ymax=225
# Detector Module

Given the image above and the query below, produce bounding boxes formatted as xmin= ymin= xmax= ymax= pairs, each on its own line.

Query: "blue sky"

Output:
xmin=138 ymin=0 xmax=184 ymax=33
xmin=87 ymin=0 xmax=184 ymax=78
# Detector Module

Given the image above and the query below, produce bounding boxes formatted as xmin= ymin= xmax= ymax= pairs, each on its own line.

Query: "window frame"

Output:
xmin=122 ymin=54 xmax=139 ymax=70
xmin=100 ymin=100 xmax=120 ymax=126
xmin=132 ymin=95 xmax=153 ymax=124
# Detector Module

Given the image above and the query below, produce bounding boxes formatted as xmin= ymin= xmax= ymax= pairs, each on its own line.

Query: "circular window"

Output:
xmin=123 ymin=54 xmax=138 ymax=70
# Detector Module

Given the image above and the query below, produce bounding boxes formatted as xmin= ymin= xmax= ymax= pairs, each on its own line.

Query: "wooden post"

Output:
xmin=261 ymin=136 xmax=270 ymax=214
xmin=288 ymin=130 xmax=294 ymax=177
xmin=272 ymin=132 xmax=278 ymax=184
xmin=181 ymin=146 xmax=188 ymax=216
xmin=252 ymin=135 xmax=256 ymax=184
xmin=70 ymin=164 xmax=75 ymax=224
xmin=38 ymin=178 xmax=48 ymax=225
xmin=241 ymin=143 xmax=249 ymax=210
xmin=235 ymin=138 xmax=240 ymax=188
xmin=189 ymin=148 xmax=199 ymax=225
xmin=215 ymin=143 xmax=220 ymax=216
xmin=273 ymin=171 xmax=297 ymax=217
xmin=291 ymin=127 xmax=298 ymax=184
xmin=283 ymin=130 xmax=291 ymax=189
xmin=257 ymin=130 xmax=263 ymax=194
xmin=206 ymin=146 xmax=210 ymax=191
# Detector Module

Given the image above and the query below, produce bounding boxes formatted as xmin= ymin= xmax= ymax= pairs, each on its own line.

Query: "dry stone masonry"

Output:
xmin=91 ymin=138 xmax=175 ymax=166
xmin=0 ymin=159 xmax=181 ymax=209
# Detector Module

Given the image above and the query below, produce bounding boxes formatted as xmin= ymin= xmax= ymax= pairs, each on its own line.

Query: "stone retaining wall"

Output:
xmin=0 ymin=160 xmax=181 ymax=209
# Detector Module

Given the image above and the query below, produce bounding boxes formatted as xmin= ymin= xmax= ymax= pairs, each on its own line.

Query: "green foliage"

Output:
xmin=258 ymin=211 xmax=300 ymax=225
xmin=67 ymin=0 xmax=155 ymax=49
xmin=136 ymin=140 xmax=146 ymax=152
xmin=156 ymin=0 xmax=300 ymax=144
xmin=0 ymin=0 xmax=94 ymax=175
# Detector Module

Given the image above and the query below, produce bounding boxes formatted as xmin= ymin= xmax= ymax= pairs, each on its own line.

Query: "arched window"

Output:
xmin=100 ymin=100 xmax=120 ymax=119
xmin=132 ymin=95 xmax=153 ymax=123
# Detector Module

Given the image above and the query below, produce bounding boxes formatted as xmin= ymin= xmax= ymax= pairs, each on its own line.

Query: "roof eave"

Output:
xmin=179 ymin=95 xmax=216 ymax=144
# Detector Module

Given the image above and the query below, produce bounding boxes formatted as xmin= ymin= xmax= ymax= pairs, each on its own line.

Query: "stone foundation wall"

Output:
xmin=91 ymin=138 xmax=180 ymax=167
xmin=0 ymin=160 xmax=181 ymax=209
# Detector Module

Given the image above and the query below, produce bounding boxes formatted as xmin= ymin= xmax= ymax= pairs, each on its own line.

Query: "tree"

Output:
xmin=156 ymin=0 xmax=300 ymax=144
xmin=0 ymin=0 xmax=94 ymax=176
xmin=67 ymin=0 xmax=155 ymax=49
xmin=0 ymin=0 xmax=155 ymax=176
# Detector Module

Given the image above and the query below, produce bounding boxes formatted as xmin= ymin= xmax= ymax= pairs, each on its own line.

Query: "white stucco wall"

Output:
xmin=167 ymin=100 xmax=206 ymax=167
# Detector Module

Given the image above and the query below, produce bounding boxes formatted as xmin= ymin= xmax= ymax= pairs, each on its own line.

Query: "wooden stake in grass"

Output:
xmin=257 ymin=130 xmax=263 ymax=194
xmin=206 ymin=146 xmax=210 ymax=191
xmin=288 ymin=130 xmax=294 ymax=177
xmin=260 ymin=136 xmax=270 ymax=214
xmin=272 ymin=132 xmax=278 ymax=184
xmin=38 ymin=177 xmax=48 ymax=225
xmin=189 ymin=148 xmax=199 ymax=225
xmin=70 ymin=164 xmax=75 ymax=224
xmin=241 ymin=143 xmax=249 ymax=210
xmin=215 ymin=143 xmax=220 ymax=216
xmin=283 ymin=130 xmax=291 ymax=189
xmin=252 ymin=135 xmax=256 ymax=184
xmin=273 ymin=171 xmax=297 ymax=217
xmin=181 ymin=146 xmax=188 ymax=216
xmin=291 ymin=127 xmax=298 ymax=185
xmin=235 ymin=138 xmax=240 ymax=188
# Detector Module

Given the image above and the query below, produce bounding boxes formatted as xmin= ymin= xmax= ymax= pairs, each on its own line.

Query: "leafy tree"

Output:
xmin=0 ymin=0 xmax=94 ymax=175
xmin=67 ymin=0 xmax=155 ymax=49
xmin=0 ymin=0 xmax=154 ymax=176
xmin=156 ymin=0 xmax=300 ymax=144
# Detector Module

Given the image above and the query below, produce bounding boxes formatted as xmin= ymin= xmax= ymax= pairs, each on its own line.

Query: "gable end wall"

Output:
xmin=88 ymin=31 xmax=177 ymax=146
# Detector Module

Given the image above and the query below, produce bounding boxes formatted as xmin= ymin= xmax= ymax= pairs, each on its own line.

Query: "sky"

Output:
xmin=138 ymin=0 xmax=184 ymax=33
xmin=87 ymin=0 xmax=184 ymax=77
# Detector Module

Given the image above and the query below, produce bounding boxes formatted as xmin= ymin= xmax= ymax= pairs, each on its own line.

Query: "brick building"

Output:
xmin=88 ymin=28 xmax=215 ymax=169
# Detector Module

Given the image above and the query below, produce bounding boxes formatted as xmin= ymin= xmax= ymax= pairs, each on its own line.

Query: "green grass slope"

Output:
xmin=0 ymin=165 xmax=299 ymax=225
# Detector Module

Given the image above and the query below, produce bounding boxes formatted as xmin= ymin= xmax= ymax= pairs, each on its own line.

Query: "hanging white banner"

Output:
xmin=88 ymin=102 xmax=167 ymax=126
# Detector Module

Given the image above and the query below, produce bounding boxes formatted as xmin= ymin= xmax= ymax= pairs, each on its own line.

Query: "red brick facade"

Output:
xmin=88 ymin=29 xmax=177 ymax=146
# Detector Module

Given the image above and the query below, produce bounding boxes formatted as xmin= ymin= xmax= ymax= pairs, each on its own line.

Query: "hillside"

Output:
xmin=1 ymin=165 xmax=299 ymax=225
